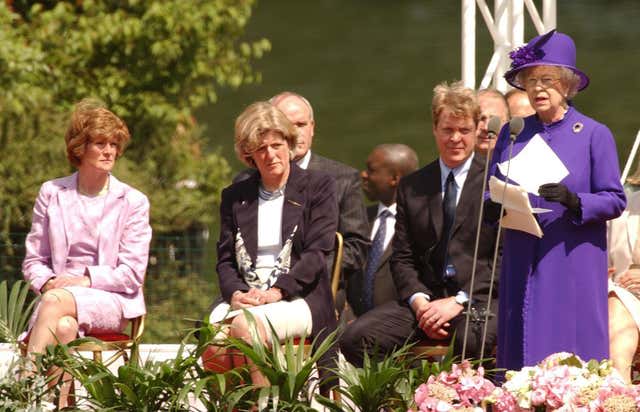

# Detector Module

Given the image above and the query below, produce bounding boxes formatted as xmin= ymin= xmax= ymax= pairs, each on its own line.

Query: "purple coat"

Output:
xmin=489 ymin=107 xmax=626 ymax=370
xmin=23 ymin=173 xmax=152 ymax=319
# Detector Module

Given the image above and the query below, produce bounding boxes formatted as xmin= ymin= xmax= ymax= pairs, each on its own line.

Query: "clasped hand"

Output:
xmin=230 ymin=287 xmax=283 ymax=310
xmin=616 ymin=267 xmax=640 ymax=296
xmin=41 ymin=274 xmax=90 ymax=293
xmin=413 ymin=297 xmax=464 ymax=340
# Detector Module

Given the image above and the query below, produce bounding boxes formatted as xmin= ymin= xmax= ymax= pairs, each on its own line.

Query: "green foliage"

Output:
xmin=317 ymin=340 xmax=459 ymax=412
xmin=0 ymin=0 xmax=269 ymax=275
xmin=43 ymin=327 xmax=254 ymax=411
xmin=0 ymin=316 xmax=465 ymax=411
xmin=0 ymin=354 xmax=56 ymax=411
xmin=144 ymin=271 xmax=218 ymax=343
xmin=226 ymin=312 xmax=338 ymax=410
xmin=0 ymin=280 xmax=39 ymax=344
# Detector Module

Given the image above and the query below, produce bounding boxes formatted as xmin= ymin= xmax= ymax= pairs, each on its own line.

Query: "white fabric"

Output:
xmin=607 ymin=190 xmax=640 ymax=331
xmin=370 ymin=203 xmax=397 ymax=251
xmin=296 ymin=150 xmax=312 ymax=170
xmin=209 ymin=299 xmax=313 ymax=344
xmin=256 ymin=196 xmax=284 ymax=283
xmin=438 ymin=154 xmax=474 ymax=205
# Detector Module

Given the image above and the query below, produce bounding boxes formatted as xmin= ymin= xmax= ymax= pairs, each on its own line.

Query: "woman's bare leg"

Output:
xmin=50 ymin=316 xmax=79 ymax=408
xmin=609 ymin=294 xmax=639 ymax=383
xmin=27 ymin=289 xmax=78 ymax=353
xmin=229 ymin=314 xmax=269 ymax=386
xmin=201 ymin=326 xmax=243 ymax=373
xmin=26 ymin=289 xmax=79 ymax=408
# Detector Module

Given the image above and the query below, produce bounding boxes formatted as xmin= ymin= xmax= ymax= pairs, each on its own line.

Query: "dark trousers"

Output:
xmin=339 ymin=299 xmax=498 ymax=366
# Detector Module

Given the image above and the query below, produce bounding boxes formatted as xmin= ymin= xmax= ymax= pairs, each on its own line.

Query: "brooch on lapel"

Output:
xmin=287 ymin=199 xmax=302 ymax=207
xmin=572 ymin=122 xmax=584 ymax=133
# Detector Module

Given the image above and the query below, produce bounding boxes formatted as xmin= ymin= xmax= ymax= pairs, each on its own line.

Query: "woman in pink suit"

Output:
xmin=22 ymin=99 xmax=151 ymax=405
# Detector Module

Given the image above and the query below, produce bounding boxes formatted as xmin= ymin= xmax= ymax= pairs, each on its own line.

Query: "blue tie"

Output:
xmin=363 ymin=209 xmax=391 ymax=312
xmin=442 ymin=171 xmax=457 ymax=280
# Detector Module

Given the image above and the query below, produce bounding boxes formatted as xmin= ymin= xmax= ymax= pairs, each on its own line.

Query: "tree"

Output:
xmin=0 ymin=0 xmax=270 ymax=278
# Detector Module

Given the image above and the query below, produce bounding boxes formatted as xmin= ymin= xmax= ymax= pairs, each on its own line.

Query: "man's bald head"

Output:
xmin=361 ymin=144 xmax=419 ymax=205
xmin=270 ymin=91 xmax=315 ymax=159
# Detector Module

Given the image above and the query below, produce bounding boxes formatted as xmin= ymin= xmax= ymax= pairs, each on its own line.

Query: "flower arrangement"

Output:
xmin=411 ymin=360 xmax=495 ymax=411
xmin=410 ymin=352 xmax=640 ymax=412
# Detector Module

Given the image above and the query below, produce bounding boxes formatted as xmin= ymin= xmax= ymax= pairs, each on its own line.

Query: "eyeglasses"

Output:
xmin=524 ymin=76 xmax=560 ymax=89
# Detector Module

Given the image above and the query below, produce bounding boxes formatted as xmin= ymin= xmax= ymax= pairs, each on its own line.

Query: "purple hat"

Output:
xmin=504 ymin=29 xmax=589 ymax=91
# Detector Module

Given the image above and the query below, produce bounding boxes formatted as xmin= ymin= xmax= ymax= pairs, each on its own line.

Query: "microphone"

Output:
xmin=487 ymin=116 xmax=502 ymax=139
xmin=477 ymin=115 xmax=525 ymax=360
xmin=508 ymin=116 xmax=525 ymax=141
xmin=461 ymin=115 xmax=503 ymax=359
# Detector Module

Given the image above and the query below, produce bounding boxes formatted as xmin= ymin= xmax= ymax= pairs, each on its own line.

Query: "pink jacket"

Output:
xmin=22 ymin=173 xmax=152 ymax=319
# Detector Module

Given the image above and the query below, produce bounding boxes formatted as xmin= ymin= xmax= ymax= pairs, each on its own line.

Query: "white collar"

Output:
xmin=296 ymin=150 xmax=312 ymax=169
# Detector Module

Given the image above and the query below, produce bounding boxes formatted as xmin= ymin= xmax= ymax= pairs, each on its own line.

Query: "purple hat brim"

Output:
xmin=505 ymin=62 xmax=590 ymax=92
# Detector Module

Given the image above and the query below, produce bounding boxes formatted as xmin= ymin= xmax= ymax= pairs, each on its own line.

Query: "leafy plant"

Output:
xmin=0 ymin=350 xmax=58 ymax=411
xmin=40 ymin=324 xmax=257 ymax=411
xmin=221 ymin=311 xmax=339 ymax=411
xmin=0 ymin=280 xmax=39 ymax=344
xmin=317 ymin=340 xmax=459 ymax=412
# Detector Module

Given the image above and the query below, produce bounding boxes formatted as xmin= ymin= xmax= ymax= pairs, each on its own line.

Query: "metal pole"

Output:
xmin=511 ymin=0 xmax=525 ymax=48
xmin=524 ymin=0 xmax=546 ymax=34
xmin=493 ymin=0 xmax=509 ymax=91
xmin=462 ymin=0 xmax=476 ymax=88
xmin=543 ymin=0 xmax=557 ymax=31
xmin=621 ymin=129 xmax=640 ymax=184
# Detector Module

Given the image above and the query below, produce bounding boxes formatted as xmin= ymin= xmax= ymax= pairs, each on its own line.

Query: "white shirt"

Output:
xmin=371 ymin=203 xmax=397 ymax=251
xmin=438 ymin=153 xmax=474 ymax=206
xmin=255 ymin=195 xmax=284 ymax=283
xmin=296 ymin=150 xmax=312 ymax=170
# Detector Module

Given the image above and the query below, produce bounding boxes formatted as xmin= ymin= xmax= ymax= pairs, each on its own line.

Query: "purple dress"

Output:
xmin=489 ymin=106 xmax=626 ymax=370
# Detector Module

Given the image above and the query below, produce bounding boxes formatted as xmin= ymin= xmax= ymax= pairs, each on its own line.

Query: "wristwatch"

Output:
xmin=454 ymin=291 xmax=470 ymax=306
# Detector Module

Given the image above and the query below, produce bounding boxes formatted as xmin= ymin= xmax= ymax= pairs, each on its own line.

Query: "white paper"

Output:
xmin=497 ymin=134 xmax=569 ymax=194
xmin=489 ymin=176 xmax=543 ymax=238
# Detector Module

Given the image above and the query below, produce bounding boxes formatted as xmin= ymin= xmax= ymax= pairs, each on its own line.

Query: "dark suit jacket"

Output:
xmin=391 ymin=155 xmax=499 ymax=308
xmin=234 ymin=152 xmax=369 ymax=278
xmin=347 ymin=205 xmax=399 ymax=316
xmin=217 ymin=164 xmax=339 ymax=337
xmin=306 ymin=153 xmax=369 ymax=274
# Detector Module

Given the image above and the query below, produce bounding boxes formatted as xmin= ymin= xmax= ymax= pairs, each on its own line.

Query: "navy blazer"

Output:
xmin=391 ymin=155 xmax=500 ymax=307
xmin=216 ymin=163 xmax=339 ymax=337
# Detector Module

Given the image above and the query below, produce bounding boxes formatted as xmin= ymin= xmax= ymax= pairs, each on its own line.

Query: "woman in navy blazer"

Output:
xmin=208 ymin=101 xmax=338 ymax=387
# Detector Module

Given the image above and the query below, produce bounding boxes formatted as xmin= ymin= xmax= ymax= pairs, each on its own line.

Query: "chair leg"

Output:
xmin=332 ymin=389 xmax=342 ymax=406
xmin=93 ymin=350 xmax=103 ymax=363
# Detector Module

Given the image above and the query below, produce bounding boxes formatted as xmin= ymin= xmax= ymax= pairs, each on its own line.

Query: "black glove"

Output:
xmin=538 ymin=183 xmax=581 ymax=213
xmin=483 ymin=199 xmax=504 ymax=223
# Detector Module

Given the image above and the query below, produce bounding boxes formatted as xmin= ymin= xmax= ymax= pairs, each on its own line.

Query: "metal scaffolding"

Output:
xmin=461 ymin=0 xmax=557 ymax=91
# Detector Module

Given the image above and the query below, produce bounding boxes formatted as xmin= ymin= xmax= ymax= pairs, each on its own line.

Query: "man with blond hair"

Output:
xmin=340 ymin=81 xmax=500 ymax=365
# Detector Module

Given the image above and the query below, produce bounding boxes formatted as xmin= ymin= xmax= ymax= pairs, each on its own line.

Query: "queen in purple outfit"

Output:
xmin=22 ymin=99 xmax=151 ymax=407
xmin=488 ymin=30 xmax=626 ymax=371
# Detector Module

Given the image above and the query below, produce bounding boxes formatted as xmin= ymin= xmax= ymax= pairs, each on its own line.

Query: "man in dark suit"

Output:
xmin=235 ymin=92 xmax=370 ymax=298
xmin=346 ymin=144 xmax=418 ymax=317
xmin=340 ymin=81 xmax=500 ymax=366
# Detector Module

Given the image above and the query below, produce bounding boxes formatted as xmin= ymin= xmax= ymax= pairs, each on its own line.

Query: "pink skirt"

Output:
xmin=23 ymin=287 xmax=128 ymax=340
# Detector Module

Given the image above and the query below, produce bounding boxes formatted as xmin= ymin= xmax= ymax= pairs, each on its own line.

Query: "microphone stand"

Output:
xmin=461 ymin=116 xmax=502 ymax=360
xmin=479 ymin=117 xmax=524 ymax=360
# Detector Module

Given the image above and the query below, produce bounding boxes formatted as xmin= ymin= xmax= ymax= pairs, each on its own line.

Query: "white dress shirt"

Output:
xmin=370 ymin=203 xmax=397 ymax=251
